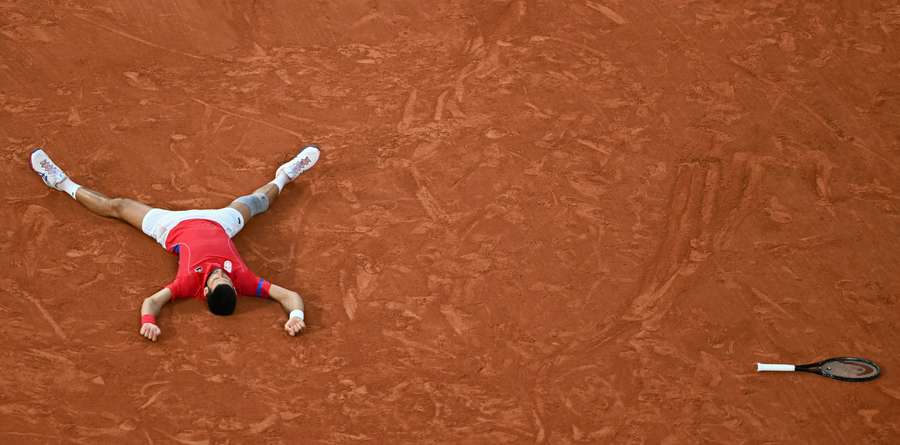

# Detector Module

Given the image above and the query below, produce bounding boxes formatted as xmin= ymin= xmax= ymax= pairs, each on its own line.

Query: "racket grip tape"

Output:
xmin=756 ymin=363 xmax=795 ymax=372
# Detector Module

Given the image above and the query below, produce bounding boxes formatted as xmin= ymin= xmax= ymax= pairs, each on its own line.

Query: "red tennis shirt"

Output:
xmin=163 ymin=219 xmax=271 ymax=299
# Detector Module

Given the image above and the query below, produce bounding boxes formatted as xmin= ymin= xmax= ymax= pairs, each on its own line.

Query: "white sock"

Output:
xmin=59 ymin=178 xmax=81 ymax=199
xmin=270 ymin=173 xmax=290 ymax=192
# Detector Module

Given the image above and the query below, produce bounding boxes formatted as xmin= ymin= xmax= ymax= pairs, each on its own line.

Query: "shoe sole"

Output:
xmin=278 ymin=145 xmax=320 ymax=178
xmin=30 ymin=148 xmax=66 ymax=189
xmin=296 ymin=146 xmax=320 ymax=173
xmin=30 ymin=148 xmax=52 ymax=187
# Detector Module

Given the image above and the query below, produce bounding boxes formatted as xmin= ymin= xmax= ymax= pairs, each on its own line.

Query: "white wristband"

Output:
xmin=289 ymin=309 xmax=305 ymax=321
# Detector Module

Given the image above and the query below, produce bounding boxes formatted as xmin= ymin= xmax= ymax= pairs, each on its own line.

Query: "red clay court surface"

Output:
xmin=2 ymin=1 xmax=899 ymax=443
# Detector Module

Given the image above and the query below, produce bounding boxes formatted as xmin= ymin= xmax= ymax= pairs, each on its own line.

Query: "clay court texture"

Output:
xmin=1 ymin=1 xmax=899 ymax=443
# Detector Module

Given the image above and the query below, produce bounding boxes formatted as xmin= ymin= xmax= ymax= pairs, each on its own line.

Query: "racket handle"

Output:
xmin=757 ymin=363 xmax=795 ymax=372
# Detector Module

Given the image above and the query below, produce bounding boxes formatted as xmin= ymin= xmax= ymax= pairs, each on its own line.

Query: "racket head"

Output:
xmin=796 ymin=357 xmax=881 ymax=382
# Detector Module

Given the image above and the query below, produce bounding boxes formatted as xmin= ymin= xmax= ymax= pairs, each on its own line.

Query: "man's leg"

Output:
xmin=74 ymin=187 xmax=152 ymax=230
xmin=31 ymin=148 xmax=151 ymax=230
xmin=228 ymin=145 xmax=320 ymax=223
xmin=229 ymin=183 xmax=279 ymax=223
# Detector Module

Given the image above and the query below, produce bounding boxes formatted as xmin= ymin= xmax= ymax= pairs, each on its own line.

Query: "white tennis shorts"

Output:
xmin=141 ymin=207 xmax=245 ymax=248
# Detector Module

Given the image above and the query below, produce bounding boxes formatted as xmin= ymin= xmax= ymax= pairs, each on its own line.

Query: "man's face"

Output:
xmin=204 ymin=268 xmax=234 ymax=296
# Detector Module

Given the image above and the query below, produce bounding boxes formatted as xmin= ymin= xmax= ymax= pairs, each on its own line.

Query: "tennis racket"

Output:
xmin=756 ymin=357 xmax=880 ymax=382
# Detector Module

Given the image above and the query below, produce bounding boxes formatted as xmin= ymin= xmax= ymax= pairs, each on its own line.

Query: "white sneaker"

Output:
xmin=30 ymin=148 xmax=69 ymax=191
xmin=276 ymin=145 xmax=320 ymax=180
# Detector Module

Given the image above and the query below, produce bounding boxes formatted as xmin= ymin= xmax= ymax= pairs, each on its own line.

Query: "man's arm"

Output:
xmin=139 ymin=288 xmax=172 ymax=342
xmin=268 ymin=284 xmax=306 ymax=336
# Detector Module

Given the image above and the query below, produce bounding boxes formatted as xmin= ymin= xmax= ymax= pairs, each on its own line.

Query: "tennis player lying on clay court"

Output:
xmin=30 ymin=146 xmax=320 ymax=342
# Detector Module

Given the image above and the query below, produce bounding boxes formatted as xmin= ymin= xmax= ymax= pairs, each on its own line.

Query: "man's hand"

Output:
xmin=284 ymin=316 xmax=306 ymax=336
xmin=140 ymin=323 xmax=161 ymax=342
xmin=270 ymin=284 xmax=306 ymax=337
xmin=139 ymin=288 xmax=171 ymax=343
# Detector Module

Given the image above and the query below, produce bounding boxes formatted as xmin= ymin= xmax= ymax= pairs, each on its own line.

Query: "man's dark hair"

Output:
xmin=208 ymin=284 xmax=237 ymax=316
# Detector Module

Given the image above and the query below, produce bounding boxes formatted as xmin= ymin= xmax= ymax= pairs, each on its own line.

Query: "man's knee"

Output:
xmin=109 ymin=198 xmax=140 ymax=219
xmin=233 ymin=193 xmax=270 ymax=217
xmin=108 ymin=198 xmax=127 ymax=217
